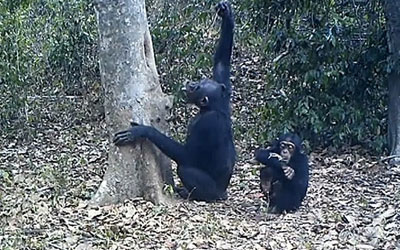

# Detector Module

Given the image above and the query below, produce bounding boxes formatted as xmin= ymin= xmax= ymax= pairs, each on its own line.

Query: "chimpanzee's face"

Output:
xmin=279 ymin=140 xmax=295 ymax=163
xmin=184 ymin=79 xmax=226 ymax=109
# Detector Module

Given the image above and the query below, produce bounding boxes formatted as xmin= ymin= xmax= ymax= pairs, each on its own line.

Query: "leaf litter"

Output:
xmin=1 ymin=71 xmax=400 ymax=249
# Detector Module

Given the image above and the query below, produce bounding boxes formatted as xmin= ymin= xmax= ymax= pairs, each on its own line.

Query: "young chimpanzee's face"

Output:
xmin=184 ymin=79 xmax=226 ymax=109
xmin=279 ymin=140 xmax=295 ymax=163
xmin=276 ymin=133 xmax=302 ymax=164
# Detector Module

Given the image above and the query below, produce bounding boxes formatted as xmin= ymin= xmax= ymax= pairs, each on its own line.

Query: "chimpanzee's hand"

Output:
xmin=216 ymin=1 xmax=232 ymax=18
xmin=269 ymin=152 xmax=283 ymax=161
xmin=113 ymin=123 xmax=145 ymax=146
xmin=282 ymin=166 xmax=295 ymax=180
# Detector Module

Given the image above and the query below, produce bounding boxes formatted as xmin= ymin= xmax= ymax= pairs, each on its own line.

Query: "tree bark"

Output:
xmin=92 ymin=0 xmax=174 ymax=205
xmin=385 ymin=1 xmax=400 ymax=164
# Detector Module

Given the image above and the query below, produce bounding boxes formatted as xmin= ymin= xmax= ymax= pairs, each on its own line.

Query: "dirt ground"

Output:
xmin=1 ymin=107 xmax=399 ymax=250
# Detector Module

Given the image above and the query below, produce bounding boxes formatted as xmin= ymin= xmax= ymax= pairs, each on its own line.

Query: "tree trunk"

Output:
xmin=92 ymin=0 xmax=174 ymax=205
xmin=385 ymin=1 xmax=400 ymax=164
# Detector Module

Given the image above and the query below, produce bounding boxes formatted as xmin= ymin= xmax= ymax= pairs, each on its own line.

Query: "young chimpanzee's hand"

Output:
xmin=282 ymin=166 xmax=295 ymax=180
xmin=268 ymin=152 xmax=283 ymax=161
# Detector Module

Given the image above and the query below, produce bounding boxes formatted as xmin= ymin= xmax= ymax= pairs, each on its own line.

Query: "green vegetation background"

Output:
xmin=0 ymin=0 xmax=388 ymax=152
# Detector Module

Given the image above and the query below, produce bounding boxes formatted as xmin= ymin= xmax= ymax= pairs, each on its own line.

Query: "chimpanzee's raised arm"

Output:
xmin=213 ymin=1 xmax=234 ymax=92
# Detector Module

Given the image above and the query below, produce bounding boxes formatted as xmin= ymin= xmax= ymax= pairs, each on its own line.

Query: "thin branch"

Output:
xmin=27 ymin=95 xmax=83 ymax=100
xmin=272 ymin=50 xmax=289 ymax=63
xmin=379 ymin=155 xmax=400 ymax=162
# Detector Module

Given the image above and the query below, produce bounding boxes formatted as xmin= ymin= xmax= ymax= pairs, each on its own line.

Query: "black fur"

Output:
xmin=254 ymin=133 xmax=309 ymax=213
xmin=113 ymin=1 xmax=235 ymax=202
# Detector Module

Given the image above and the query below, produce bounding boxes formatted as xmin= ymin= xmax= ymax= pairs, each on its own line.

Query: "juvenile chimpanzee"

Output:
xmin=113 ymin=1 xmax=235 ymax=202
xmin=253 ymin=133 xmax=309 ymax=213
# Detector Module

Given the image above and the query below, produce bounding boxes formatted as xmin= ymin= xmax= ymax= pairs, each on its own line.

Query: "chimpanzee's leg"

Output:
xmin=177 ymin=166 xmax=226 ymax=201
xmin=260 ymin=167 xmax=274 ymax=195
xmin=269 ymin=184 xmax=301 ymax=213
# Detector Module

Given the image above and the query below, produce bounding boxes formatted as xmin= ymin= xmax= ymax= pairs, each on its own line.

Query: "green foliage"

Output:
xmin=147 ymin=0 xmax=217 ymax=104
xmin=238 ymin=0 xmax=388 ymax=151
xmin=0 ymin=0 xmax=99 ymax=128
xmin=0 ymin=0 xmax=390 ymax=152
xmin=147 ymin=0 xmax=388 ymax=152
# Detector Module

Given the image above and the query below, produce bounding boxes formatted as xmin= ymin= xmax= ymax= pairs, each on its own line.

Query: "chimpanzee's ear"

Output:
xmin=199 ymin=96 xmax=209 ymax=107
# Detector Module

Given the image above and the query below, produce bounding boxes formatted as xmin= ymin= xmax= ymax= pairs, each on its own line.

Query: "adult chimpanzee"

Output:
xmin=113 ymin=1 xmax=235 ymax=202
xmin=253 ymin=133 xmax=309 ymax=213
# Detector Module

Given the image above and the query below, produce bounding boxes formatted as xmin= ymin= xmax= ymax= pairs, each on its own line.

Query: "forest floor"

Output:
xmin=1 ymin=97 xmax=400 ymax=250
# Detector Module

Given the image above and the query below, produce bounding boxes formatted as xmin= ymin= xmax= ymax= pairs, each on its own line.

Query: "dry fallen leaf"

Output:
xmin=1 ymin=60 xmax=399 ymax=250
